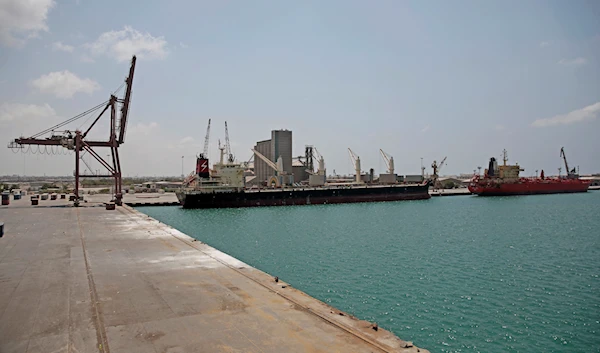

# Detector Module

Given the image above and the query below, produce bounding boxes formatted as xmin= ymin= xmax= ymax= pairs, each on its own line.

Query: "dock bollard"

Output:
xmin=0 ymin=222 xmax=4 ymax=238
xmin=1 ymin=193 xmax=9 ymax=206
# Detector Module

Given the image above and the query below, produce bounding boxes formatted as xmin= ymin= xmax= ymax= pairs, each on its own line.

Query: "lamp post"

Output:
xmin=181 ymin=156 xmax=184 ymax=178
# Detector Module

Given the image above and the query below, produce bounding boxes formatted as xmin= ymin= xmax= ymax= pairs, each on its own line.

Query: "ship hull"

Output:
xmin=176 ymin=184 xmax=430 ymax=209
xmin=468 ymin=179 xmax=591 ymax=196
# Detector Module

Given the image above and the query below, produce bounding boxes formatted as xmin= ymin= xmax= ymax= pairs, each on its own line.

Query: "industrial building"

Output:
xmin=253 ymin=130 xmax=293 ymax=184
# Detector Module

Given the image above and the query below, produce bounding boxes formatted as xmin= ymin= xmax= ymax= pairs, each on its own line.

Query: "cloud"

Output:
xmin=80 ymin=54 xmax=95 ymax=63
xmin=52 ymin=41 xmax=74 ymax=52
xmin=31 ymin=71 xmax=100 ymax=99
xmin=85 ymin=26 xmax=168 ymax=62
xmin=0 ymin=0 xmax=55 ymax=46
xmin=128 ymin=122 xmax=159 ymax=137
xmin=539 ymin=41 xmax=551 ymax=48
xmin=179 ymin=42 xmax=189 ymax=49
xmin=494 ymin=124 xmax=505 ymax=131
xmin=558 ymin=57 xmax=587 ymax=66
xmin=532 ymin=102 xmax=600 ymax=127
xmin=0 ymin=102 xmax=56 ymax=123
xmin=421 ymin=124 xmax=430 ymax=133
xmin=179 ymin=136 xmax=194 ymax=144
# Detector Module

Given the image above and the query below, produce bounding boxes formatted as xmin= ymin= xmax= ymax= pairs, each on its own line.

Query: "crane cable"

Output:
xmin=30 ymin=100 xmax=109 ymax=138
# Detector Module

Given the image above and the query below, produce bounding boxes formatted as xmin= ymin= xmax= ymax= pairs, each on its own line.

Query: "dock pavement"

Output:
xmin=0 ymin=196 xmax=428 ymax=353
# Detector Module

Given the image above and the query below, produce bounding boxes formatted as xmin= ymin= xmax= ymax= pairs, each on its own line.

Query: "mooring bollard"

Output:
xmin=1 ymin=193 xmax=9 ymax=206
xmin=0 ymin=222 xmax=4 ymax=238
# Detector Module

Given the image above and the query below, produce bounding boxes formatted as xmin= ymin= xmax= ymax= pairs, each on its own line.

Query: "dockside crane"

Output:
xmin=431 ymin=156 xmax=447 ymax=188
xmin=8 ymin=56 xmax=137 ymax=206
xmin=348 ymin=148 xmax=362 ymax=183
xmin=379 ymin=149 xmax=394 ymax=175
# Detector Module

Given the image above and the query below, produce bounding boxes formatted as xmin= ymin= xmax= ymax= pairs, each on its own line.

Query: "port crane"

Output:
xmin=8 ymin=56 xmax=137 ymax=206
xmin=379 ymin=149 xmax=394 ymax=175
xmin=560 ymin=147 xmax=577 ymax=178
xmin=348 ymin=148 xmax=362 ymax=183
xmin=431 ymin=156 xmax=447 ymax=189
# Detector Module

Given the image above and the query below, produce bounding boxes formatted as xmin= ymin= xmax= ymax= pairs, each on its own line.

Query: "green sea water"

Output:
xmin=137 ymin=192 xmax=600 ymax=352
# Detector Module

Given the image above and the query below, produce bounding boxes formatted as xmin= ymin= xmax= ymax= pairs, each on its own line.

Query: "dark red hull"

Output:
xmin=468 ymin=178 xmax=591 ymax=196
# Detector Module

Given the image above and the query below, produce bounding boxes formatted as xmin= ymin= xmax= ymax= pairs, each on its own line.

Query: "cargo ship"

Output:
xmin=468 ymin=148 xmax=591 ymax=196
xmin=177 ymin=182 xmax=431 ymax=209
xmin=176 ymin=154 xmax=431 ymax=209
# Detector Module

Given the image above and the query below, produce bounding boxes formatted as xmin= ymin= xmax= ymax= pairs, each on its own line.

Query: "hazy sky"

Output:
xmin=1 ymin=0 xmax=599 ymax=177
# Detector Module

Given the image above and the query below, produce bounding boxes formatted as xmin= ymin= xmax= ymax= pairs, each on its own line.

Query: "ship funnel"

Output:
xmin=355 ymin=156 xmax=361 ymax=183
xmin=488 ymin=157 xmax=496 ymax=177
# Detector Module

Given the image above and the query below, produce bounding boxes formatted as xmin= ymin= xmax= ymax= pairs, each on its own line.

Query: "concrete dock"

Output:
xmin=0 ymin=197 xmax=427 ymax=353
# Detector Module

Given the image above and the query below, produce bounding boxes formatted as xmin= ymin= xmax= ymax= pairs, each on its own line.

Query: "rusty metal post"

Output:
xmin=74 ymin=131 xmax=81 ymax=207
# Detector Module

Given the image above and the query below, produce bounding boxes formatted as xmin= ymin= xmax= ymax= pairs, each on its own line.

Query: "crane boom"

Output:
xmin=560 ymin=147 xmax=571 ymax=175
xmin=379 ymin=149 xmax=394 ymax=174
xmin=224 ymin=121 xmax=234 ymax=163
xmin=347 ymin=148 xmax=358 ymax=169
xmin=252 ymin=148 xmax=281 ymax=174
xmin=200 ymin=119 xmax=211 ymax=158
xmin=117 ymin=55 xmax=136 ymax=144
xmin=439 ymin=156 xmax=447 ymax=171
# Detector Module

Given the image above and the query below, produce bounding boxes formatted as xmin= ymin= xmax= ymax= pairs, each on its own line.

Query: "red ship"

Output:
xmin=468 ymin=148 xmax=591 ymax=196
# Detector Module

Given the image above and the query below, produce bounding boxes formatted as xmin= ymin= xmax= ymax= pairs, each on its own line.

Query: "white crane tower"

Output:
xmin=379 ymin=149 xmax=394 ymax=175
xmin=348 ymin=148 xmax=362 ymax=184
xmin=313 ymin=147 xmax=325 ymax=176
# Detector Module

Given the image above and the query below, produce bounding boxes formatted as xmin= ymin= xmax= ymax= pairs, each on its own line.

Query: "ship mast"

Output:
xmin=502 ymin=149 xmax=508 ymax=166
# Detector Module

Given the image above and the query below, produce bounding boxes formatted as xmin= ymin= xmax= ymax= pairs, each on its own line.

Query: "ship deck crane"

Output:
xmin=379 ymin=149 xmax=394 ymax=175
xmin=251 ymin=148 xmax=286 ymax=187
xmin=8 ymin=56 xmax=137 ymax=206
xmin=314 ymin=147 xmax=325 ymax=176
xmin=303 ymin=146 xmax=326 ymax=179
xmin=199 ymin=119 xmax=211 ymax=159
xmin=560 ymin=147 xmax=576 ymax=177
xmin=224 ymin=121 xmax=234 ymax=163
xmin=348 ymin=148 xmax=362 ymax=183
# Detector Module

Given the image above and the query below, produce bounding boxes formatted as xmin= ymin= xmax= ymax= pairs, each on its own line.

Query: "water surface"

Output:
xmin=137 ymin=192 xmax=600 ymax=352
